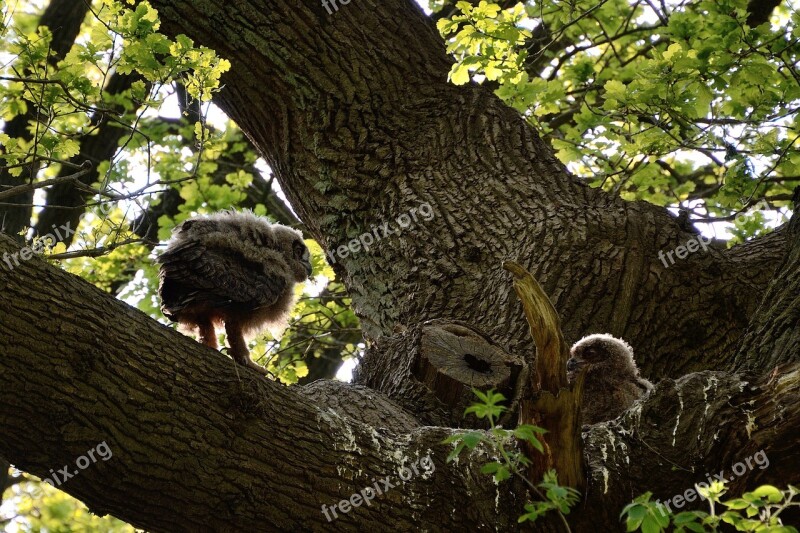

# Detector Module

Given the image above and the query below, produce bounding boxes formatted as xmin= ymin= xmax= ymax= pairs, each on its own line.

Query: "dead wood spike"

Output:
xmin=504 ymin=261 xmax=585 ymax=491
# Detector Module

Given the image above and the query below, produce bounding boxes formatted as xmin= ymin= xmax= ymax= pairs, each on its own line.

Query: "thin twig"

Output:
xmin=47 ymin=238 xmax=156 ymax=260
xmin=0 ymin=161 xmax=92 ymax=201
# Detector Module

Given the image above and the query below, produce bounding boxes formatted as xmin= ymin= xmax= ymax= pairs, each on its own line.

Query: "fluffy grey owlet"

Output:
xmin=157 ymin=211 xmax=312 ymax=374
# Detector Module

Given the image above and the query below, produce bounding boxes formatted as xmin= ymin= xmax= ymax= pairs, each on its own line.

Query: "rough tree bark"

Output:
xmin=0 ymin=458 xmax=9 ymax=505
xmin=1 ymin=226 xmax=798 ymax=530
xmin=1 ymin=0 xmax=799 ymax=531
xmin=0 ymin=234 xmax=529 ymax=531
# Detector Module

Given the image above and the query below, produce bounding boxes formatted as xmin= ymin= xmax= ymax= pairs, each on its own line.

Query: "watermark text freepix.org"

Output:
xmin=41 ymin=441 xmax=113 ymax=488
xmin=327 ymin=202 xmax=434 ymax=265
xmin=321 ymin=0 xmax=353 ymax=15
xmin=1 ymin=190 xmax=121 ymax=271
xmin=658 ymin=198 xmax=771 ymax=268
xmin=658 ymin=233 xmax=711 ymax=267
xmin=655 ymin=449 xmax=769 ymax=515
xmin=1 ymin=222 xmax=75 ymax=271
xmin=321 ymin=454 xmax=435 ymax=521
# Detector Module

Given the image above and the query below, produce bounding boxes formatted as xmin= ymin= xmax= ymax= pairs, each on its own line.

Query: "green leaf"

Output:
xmin=641 ymin=514 xmax=666 ymax=533
xmin=450 ymin=63 xmax=472 ymax=85
xmin=748 ymin=485 xmax=784 ymax=504
xmin=480 ymin=462 xmax=502 ymax=474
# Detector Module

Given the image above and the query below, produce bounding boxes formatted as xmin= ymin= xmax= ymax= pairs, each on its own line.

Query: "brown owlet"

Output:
xmin=567 ymin=333 xmax=653 ymax=425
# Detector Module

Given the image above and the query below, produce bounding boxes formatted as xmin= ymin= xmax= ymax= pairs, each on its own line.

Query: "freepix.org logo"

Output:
xmin=321 ymin=454 xmax=435 ymax=522
xmin=1 ymin=222 xmax=75 ymax=271
xmin=327 ymin=203 xmax=434 ymax=265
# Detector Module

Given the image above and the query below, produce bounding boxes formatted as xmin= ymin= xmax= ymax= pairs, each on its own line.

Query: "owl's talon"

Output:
xmin=244 ymin=360 xmax=269 ymax=375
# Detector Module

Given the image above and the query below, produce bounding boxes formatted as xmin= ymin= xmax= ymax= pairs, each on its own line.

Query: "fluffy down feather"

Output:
xmin=157 ymin=211 xmax=312 ymax=374
xmin=567 ymin=333 xmax=653 ymax=425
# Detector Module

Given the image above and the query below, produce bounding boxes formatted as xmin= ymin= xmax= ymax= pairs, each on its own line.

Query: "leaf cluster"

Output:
xmin=437 ymin=0 xmax=798 ymax=239
xmin=443 ymin=389 xmax=579 ymax=528
xmin=622 ymin=481 xmax=800 ymax=533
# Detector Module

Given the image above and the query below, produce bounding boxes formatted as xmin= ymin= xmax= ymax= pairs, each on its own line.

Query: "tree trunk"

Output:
xmin=1 ymin=0 xmax=798 ymax=530
xmin=0 ymin=458 xmax=10 ymax=505
xmin=149 ymin=0 xmax=785 ymax=380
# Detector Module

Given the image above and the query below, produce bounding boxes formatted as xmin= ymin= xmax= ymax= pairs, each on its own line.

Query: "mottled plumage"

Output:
xmin=157 ymin=211 xmax=312 ymax=374
xmin=567 ymin=333 xmax=653 ymax=425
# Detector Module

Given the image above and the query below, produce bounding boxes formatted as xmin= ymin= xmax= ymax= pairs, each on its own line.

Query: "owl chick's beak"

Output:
xmin=304 ymin=261 xmax=313 ymax=278
xmin=566 ymin=357 xmax=586 ymax=383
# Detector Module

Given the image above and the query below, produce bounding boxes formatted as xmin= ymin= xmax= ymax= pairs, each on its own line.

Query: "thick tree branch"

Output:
xmin=733 ymin=189 xmax=800 ymax=372
xmin=0 ymin=163 xmax=92 ymax=202
xmin=0 ymin=233 xmax=528 ymax=531
xmin=576 ymin=366 xmax=800 ymax=529
xmin=2 ymin=229 xmax=798 ymax=530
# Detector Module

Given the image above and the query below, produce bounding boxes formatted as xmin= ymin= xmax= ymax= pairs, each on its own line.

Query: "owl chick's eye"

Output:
xmin=293 ymin=240 xmax=307 ymax=259
xmin=178 ymin=220 xmax=195 ymax=233
xmin=567 ymin=357 xmax=581 ymax=373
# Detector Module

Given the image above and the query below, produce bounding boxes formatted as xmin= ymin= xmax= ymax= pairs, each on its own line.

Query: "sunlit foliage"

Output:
xmin=436 ymin=0 xmax=798 ymax=242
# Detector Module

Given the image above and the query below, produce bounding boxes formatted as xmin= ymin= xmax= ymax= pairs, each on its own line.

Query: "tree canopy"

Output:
xmin=436 ymin=0 xmax=797 ymax=240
